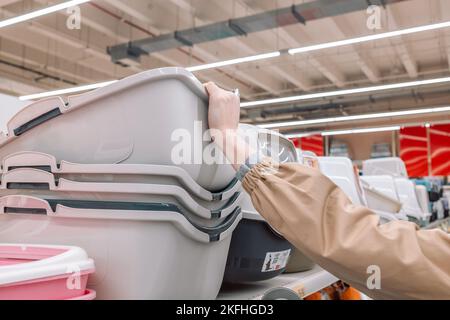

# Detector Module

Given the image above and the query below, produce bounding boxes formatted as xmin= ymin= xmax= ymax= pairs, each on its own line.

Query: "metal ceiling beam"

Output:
xmin=100 ymin=0 xmax=272 ymax=96
xmin=171 ymin=0 xmax=312 ymax=92
xmin=99 ymin=0 xmax=154 ymax=25
xmin=386 ymin=6 xmax=418 ymax=78
xmin=238 ymin=0 xmax=346 ymax=88
xmin=26 ymin=0 xmax=254 ymax=99
xmin=308 ymin=57 xmax=346 ymax=87
xmin=0 ymin=36 xmax=108 ymax=90
xmin=267 ymin=22 xmax=346 ymax=87
xmin=166 ymin=0 xmax=291 ymax=93
xmin=328 ymin=18 xmax=381 ymax=83
xmin=0 ymin=67 xmax=49 ymax=95
xmin=437 ymin=0 xmax=450 ymax=70
xmin=448 ymin=50 xmax=450 ymax=71
xmin=282 ymin=35 xmax=346 ymax=88
xmin=0 ymin=4 xmax=134 ymax=82
xmin=0 ymin=0 xmax=21 ymax=7
xmin=85 ymin=2 xmax=255 ymax=96
xmin=0 ymin=28 xmax=117 ymax=82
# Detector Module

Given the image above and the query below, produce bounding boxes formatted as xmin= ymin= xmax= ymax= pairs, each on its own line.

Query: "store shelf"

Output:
xmin=217 ymin=266 xmax=339 ymax=300
xmin=423 ymin=217 xmax=450 ymax=231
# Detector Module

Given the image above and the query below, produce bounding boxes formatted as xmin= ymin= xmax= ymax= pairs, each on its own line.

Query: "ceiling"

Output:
xmin=0 ymin=0 xmax=449 ymax=133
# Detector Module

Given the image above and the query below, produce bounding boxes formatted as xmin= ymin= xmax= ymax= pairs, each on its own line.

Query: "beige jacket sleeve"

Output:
xmin=242 ymin=160 xmax=450 ymax=300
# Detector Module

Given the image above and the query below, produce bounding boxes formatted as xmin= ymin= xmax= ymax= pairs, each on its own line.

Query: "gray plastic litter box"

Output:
xmin=0 ymin=68 xmax=235 ymax=192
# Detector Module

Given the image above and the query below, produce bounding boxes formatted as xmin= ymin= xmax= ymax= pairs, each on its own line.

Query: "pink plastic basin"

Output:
xmin=67 ymin=289 xmax=96 ymax=300
xmin=0 ymin=244 xmax=95 ymax=300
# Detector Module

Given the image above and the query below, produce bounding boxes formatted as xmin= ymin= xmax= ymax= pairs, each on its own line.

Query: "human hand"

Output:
xmin=204 ymin=82 xmax=240 ymax=138
xmin=204 ymin=82 xmax=256 ymax=170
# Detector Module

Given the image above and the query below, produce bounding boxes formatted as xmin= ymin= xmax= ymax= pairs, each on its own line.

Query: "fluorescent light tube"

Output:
xmin=20 ymin=51 xmax=280 ymax=100
xmin=259 ymin=106 xmax=450 ymax=129
xmin=15 ymin=19 xmax=450 ymax=101
xmin=0 ymin=0 xmax=91 ymax=29
xmin=186 ymin=51 xmax=281 ymax=72
xmin=288 ymin=20 xmax=450 ymax=55
xmin=321 ymin=126 xmax=401 ymax=136
xmin=18 ymin=18 xmax=450 ymax=102
xmin=242 ymin=77 xmax=450 ymax=108
xmin=19 ymin=80 xmax=117 ymax=101
xmin=284 ymin=132 xmax=320 ymax=139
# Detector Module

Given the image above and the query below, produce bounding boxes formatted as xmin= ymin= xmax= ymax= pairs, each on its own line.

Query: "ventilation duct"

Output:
xmin=108 ymin=0 xmax=409 ymax=66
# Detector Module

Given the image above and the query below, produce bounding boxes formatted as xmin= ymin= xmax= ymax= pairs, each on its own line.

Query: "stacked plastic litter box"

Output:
xmin=0 ymin=68 xmax=245 ymax=300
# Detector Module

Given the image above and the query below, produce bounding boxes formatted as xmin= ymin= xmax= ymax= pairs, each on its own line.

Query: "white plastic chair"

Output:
xmin=394 ymin=177 xmax=431 ymax=222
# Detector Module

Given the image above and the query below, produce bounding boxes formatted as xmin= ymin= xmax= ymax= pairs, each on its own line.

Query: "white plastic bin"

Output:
xmin=361 ymin=175 xmax=429 ymax=223
xmin=443 ymin=186 xmax=450 ymax=200
xmin=361 ymin=179 xmax=402 ymax=213
xmin=415 ymin=185 xmax=431 ymax=214
xmin=0 ymin=195 xmax=242 ymax=299
xmin=394 ymin=178 xmax=431 ymax=222
xmin=360 ymin=175 xmax=400 ymax=201
xmin=362 ymin=157 xmax=408 ymax=177
xmin=0 ymin=68 xmax=236 ymax=191
xmin=319 ymin=157 xmax=400 ymax=224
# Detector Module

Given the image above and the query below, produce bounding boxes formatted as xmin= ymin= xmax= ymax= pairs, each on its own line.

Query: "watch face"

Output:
xmin=237 ymin=124 xmax=298 ymax=163
xmin=257 ymin=134 xmax=297 ymax=163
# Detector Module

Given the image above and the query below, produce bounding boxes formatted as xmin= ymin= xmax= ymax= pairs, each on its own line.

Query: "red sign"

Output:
xmin=400 ymin=124 xmax=450 ymax=177
xmin=399 ymin=127 xmax=428 ymax=177
xmin=290 ymin=135 xmax=324 ymax=156
xmin=430 ymin=124 xmax=450 ymax=176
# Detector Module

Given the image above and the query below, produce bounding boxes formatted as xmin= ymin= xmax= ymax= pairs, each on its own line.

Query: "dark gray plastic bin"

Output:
xmin=223 ymin=211 xmax=292 ymax=283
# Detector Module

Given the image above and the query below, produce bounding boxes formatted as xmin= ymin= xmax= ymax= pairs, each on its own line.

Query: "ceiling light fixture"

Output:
xmin=242 ymin=77 xmax=450 ymax=108
xmin=258 ymin=106 xmax=450 ymax=129
xmin=16 ymin=17 xmax=450 ymax=101
xmin=321 ymin=126 xmax=401 ymax=136
xmin=0 ymin=0 xmax=91 ymax=29
xmin=185 ymin=51 xmax=281 ymax=72
xmin=284 ymin=132 xmax=322 ymax=139
xmin=288 ymin=20 xmax=450 ymax=55
xmin=19 ymin=80 xmax=117 ymax=101
xmin=20 ymin=51 xmax=280 ymax=100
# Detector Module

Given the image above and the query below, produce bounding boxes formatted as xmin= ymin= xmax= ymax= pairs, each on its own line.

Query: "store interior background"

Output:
xmin=291 ymin=124 xmax=450 ymax=177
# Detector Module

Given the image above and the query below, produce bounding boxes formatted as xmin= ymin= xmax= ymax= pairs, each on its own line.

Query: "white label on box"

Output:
xmin=261 ymin=249 xmax=291 ymax=272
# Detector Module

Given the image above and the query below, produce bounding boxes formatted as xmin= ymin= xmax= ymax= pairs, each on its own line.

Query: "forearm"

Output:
xmin=213 ymin=130 xmax=256 ymax=171
xmin=242 ymin=160 xmax=450 ymax=300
